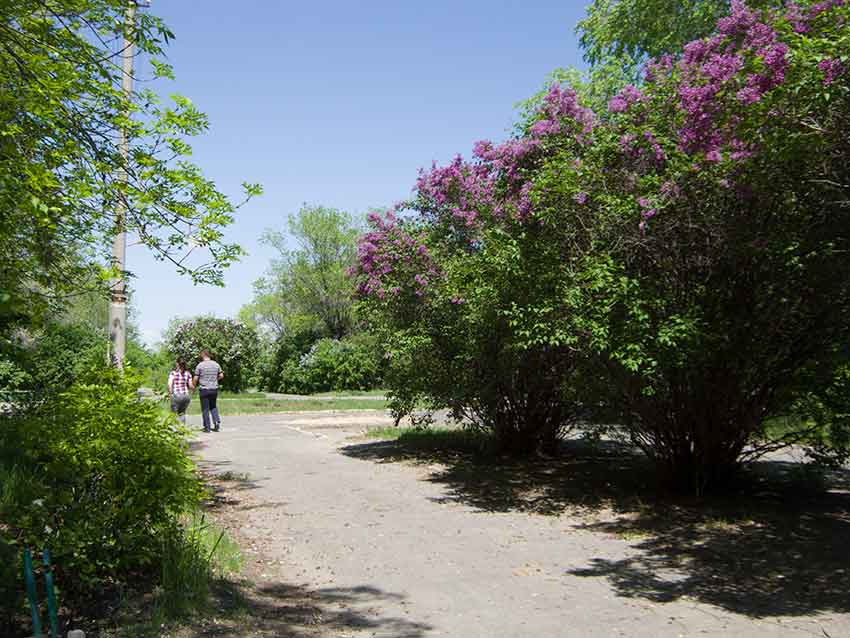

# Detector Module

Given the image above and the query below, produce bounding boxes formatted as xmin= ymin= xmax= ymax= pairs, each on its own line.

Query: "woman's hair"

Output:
xmin=176 ymin=358 xmax=187 ymax=372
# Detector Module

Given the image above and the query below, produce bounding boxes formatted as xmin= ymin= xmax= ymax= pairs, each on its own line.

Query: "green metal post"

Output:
xmin=23 ymin=548 xmax=42 ymax=638
xmin=42 ymin=549 xmax=59 ymax=638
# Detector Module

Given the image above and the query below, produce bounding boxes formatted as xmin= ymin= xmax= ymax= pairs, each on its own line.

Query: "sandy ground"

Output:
xmin=189 ymin=411 xmax=850 ymax=638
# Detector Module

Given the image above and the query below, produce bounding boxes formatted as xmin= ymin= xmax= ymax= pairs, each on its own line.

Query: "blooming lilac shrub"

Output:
xmin=531 ymin=0 xmax=850 ymax=488
xmin=351 ymin=89 xmax=598 ymax=453
xmin=165 ymin=316 xmax=260 ymax=392
xmin=355 ymin=1 xmax=850 ymax=485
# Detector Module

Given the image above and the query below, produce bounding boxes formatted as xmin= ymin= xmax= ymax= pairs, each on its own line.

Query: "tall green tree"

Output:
xmin=247 ymin=205 xmax=360 ymax=340
xmin=0 ymin=0 xmax=260 ymax=332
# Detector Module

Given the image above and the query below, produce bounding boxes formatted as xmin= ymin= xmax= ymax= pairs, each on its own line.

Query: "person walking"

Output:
xmin=167 ymin=358 xmax=194 ymax=424
xmin=194 ymin=349 xmax=224 ymax=432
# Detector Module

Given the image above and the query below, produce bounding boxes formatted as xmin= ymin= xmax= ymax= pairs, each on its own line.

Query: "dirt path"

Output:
xmin=190 ymin=412 xmax=850 ymax=638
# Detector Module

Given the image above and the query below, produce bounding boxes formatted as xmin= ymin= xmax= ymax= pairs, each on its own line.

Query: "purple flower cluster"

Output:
xmin=644 ymin=55 xmax=674 ymax=83
xmin=411 ymin=83 xmax=597 ymax=234
xmin=782 ymin=0 xmax=847 ymax=33
xmin=415 ymin=155 xmax=498 ymax=229
xmin=355 ymin=210 xmax=442 ymax=299
xmin=535 ymin=84 xmax=595 ymax=142
xmin=675 ymin=1 xmax=789 ymax=156
xmin=620 ymin=130 xmax=667 ymax=166
xmin=819 ymin=57 xmax=845 ymax=84
xmin=355 ymin=83 xmax=602 ymax=300
xmin=810 ymin=0 xmax=847 ymax=20
xmin=608 ymin=84 xmax=646 ymax=114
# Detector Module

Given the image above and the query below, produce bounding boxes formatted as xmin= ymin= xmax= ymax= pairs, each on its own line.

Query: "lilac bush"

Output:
xmin=165 ymin=316 xmax=260 ymax=392
xmin=530 ymin=0 xmax=850 ymax=488
xmin=354 ymin=0 xmax=850 ymax=481
xmin=351 ymin=89 xmax=599 ymax=452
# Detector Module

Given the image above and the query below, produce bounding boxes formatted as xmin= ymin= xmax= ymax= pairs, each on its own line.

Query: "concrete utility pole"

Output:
xmin=108 ymin=0 xmax=138 ymax=369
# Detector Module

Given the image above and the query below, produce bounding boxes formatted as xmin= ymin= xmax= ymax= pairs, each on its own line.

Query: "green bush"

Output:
xmin=0 ymin=365 xmax=202 ymax=626
xmin=259 ymin=323 xmax=322 ymax=393
xmin=267 ymin=334 xmax=384 ymax=394
xmin=297 ymin=335 xmax=384 ymax=393
xmin=0 ymin=322 xmax=105 ymax=403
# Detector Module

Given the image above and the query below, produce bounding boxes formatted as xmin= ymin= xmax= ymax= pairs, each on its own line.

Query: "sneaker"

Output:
xmin=213 ymin=425 xmax=220 ymax=432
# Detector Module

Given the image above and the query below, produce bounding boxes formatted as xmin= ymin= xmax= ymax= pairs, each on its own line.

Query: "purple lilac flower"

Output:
xmin=608 ymin=84 xmax=646 ymax=114
xmin=529 ymin=118 xmax=561 ymax=137
xmin=819 ymin=58 xmax=845 ymax=85
xmin=786 ymin=3 xmax=811 ymax=32
xmin=675 ymin=4 xmax=788 ymax=156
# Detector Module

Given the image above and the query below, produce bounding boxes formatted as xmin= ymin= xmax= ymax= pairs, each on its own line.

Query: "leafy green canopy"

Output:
xmin=578 ymin=0 xmax=777 ymax=67
xmin=244 ymin=205 xmax=360 ymax=340
xmin=0 ymin=0 xmax=261 ymax=329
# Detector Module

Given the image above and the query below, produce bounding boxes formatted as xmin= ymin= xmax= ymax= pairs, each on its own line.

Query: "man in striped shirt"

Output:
xmin=194 ymin=350 xmax=224 ymax=432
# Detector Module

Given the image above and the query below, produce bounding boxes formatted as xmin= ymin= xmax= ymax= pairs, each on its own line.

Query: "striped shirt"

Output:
xmin=194 ymin=359 xmax=222 ymax=390
xmin=168 ymin=369 xmax=192 ymax=395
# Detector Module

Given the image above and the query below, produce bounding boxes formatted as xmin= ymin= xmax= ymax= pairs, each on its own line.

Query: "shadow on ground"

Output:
xmin=341 ymin=435 xmax=850 ymax=620
xmin=185 ymin=579 xmax=430 ymax=638
xmin=90 ymin=580 xmax=430 ymax=638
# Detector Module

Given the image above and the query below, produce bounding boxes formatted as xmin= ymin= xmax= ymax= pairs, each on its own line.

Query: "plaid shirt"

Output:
xmin=169 ymin=369 xmax=192 ymax=395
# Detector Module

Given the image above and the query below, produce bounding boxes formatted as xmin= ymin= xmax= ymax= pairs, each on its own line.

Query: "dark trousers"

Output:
xmin=199 ymin=389 xmax=220 ymax=431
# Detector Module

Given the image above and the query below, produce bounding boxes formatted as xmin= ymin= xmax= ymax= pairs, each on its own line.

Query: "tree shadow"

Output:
xmin=342 ymin=436 xmax=656 ymax=516
xmin=187 ymin=578 xmax=431 ymax=638
xmin=341 ymin=434 xmax=850 ymax=619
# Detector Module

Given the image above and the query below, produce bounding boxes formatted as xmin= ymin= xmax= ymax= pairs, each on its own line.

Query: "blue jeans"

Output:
xmin=170 ymin=393 xmax=191 ymax=423
xmin=199 ymin=389 xmax=220 ymax=431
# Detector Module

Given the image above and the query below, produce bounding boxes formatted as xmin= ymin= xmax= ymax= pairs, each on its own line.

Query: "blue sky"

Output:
xmin=129 ymin=1 xmax=588 ymax=345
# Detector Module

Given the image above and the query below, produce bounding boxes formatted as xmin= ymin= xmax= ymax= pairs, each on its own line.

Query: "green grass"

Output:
xmin=182 ymin=397 xmax=388 ymax=415
xmin=94 ymin=517 xmax=245 ymax=638
xmin=156 ymin=512 xmax=243 ymax=618
xmin=311 ymin=388 xmax=386 ymax=397
xmin=363 ymin=426 xmax=495 ymax=454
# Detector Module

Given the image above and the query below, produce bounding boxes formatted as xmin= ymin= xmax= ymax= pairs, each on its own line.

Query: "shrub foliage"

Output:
xmin=0 ymin=366 xmax=202 ymax=632
xmin=353 ymin=0 xmax=850 ymax=488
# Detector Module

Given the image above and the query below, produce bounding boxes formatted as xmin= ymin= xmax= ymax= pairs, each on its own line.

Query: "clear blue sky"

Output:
xmin=129 ymin=1 xmax=588 ymax=345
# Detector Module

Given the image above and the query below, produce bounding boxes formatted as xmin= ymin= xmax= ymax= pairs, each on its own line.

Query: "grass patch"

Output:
xmin=155 ymin=512 xmax=242 ymax=619
xmin=90 ymin=513 xmax=244 ymax=638
xmin=312 ymin=389 xmax=386 ymax=397
xmin=364 ymin=426 xmax=410 ymax=440
xmin=173 ymin=397 xmax=388 ymax=415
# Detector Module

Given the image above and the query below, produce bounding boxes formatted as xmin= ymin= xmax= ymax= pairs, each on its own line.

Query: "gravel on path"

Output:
xmin=191 ymin=412 xmax=850 ymax=638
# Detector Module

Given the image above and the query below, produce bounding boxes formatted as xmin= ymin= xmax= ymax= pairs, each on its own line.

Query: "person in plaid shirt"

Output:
xmin=167 ymin=358 xmax=194 ymax=424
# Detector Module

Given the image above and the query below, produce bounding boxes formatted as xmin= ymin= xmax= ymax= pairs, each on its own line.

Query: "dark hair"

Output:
xmin=176 ymin=358 xmax=187 ymax=372
xmin=200 ymin=349 xmax=210 ymax=359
